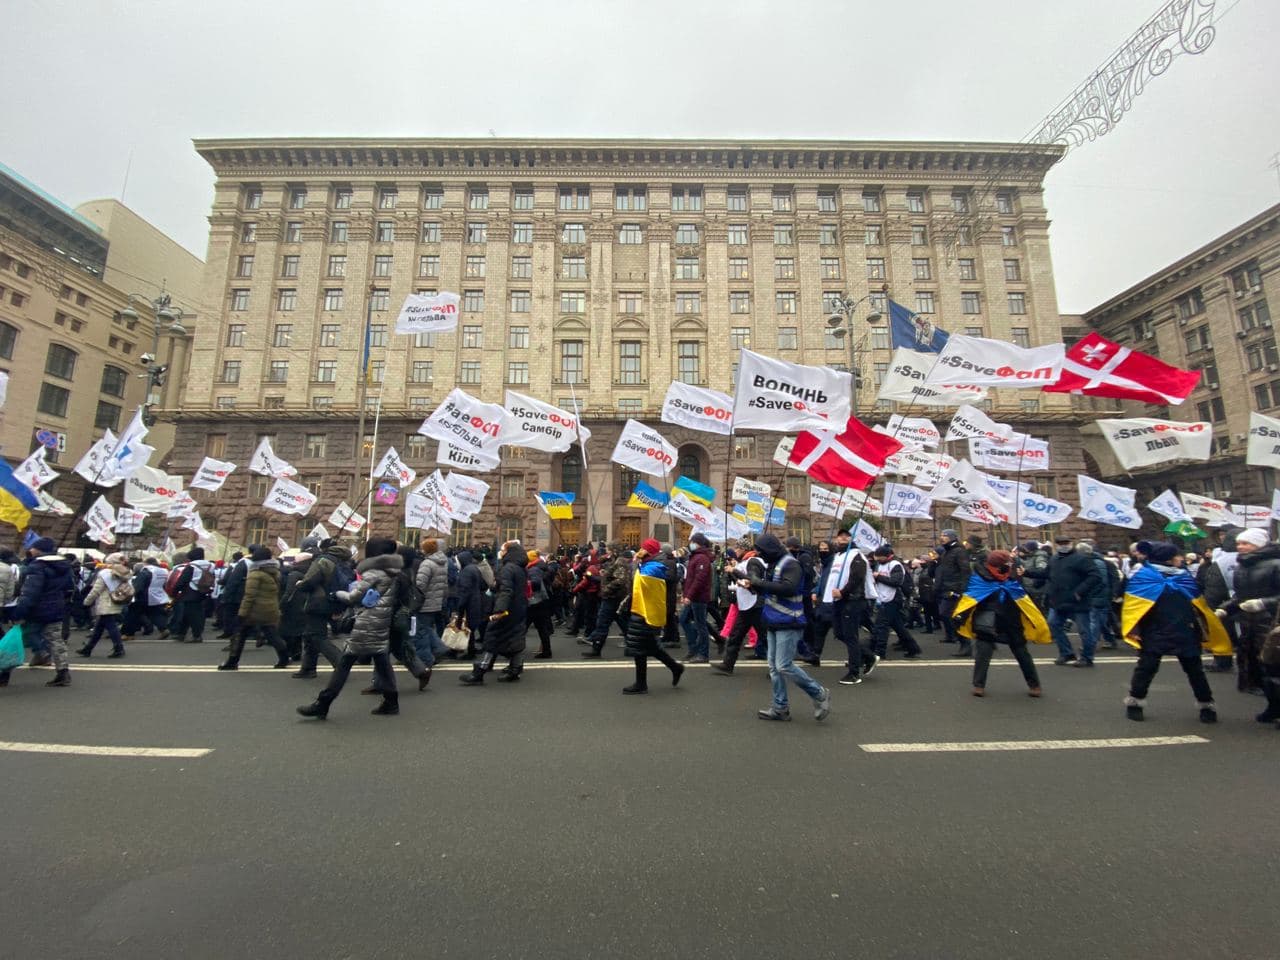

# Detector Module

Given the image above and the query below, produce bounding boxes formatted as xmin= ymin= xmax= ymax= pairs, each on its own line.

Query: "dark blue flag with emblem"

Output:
xmin=889 ymin=299 xmax=949 ymax=353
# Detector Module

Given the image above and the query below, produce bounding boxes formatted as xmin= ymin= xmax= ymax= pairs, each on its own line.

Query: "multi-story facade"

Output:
xmin=0 ymin=164 xmax=202 ymax=531
xmin=174 ymin=137 xmax=1086 ymax=551
xmin=1077 ymin=202 xmax=1280 ymax=531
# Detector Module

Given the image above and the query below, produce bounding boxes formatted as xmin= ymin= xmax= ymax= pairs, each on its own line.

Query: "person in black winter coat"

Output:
xmin=217 ymin=552 xmax=249 ymax=638
xmin=454 ymin=549 xmax=489 ymax=660
xmin=1216 ymin=528 xmax=1280 ymax=698
xmin=934 ymin=530 xmax=970 ymax=648
xmin=3 ymin=537 xmax=74 ymax=688
xmin=870 ymin=544 xmax=922 ymax=659
xmin=526 ymin=551 xmax=557 ymax=659
xmin=460 ymin=541 xmax=529 ymax=685
xmin=1046 ymin=537 xmax=1103 ymax=666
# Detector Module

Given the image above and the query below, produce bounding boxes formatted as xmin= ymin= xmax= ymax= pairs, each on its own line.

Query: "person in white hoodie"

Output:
xmin=77 ymin=553 xmax=133 ymax=658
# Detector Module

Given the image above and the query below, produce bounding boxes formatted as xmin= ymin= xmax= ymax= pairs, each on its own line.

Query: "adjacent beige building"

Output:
xmin=1078 ymin=202 xmax=1280 ymax=530
xmin=173 ymin=136 xmax=1091 ymax=551
xmin=0 ymin=162 xmax=202 ymax=540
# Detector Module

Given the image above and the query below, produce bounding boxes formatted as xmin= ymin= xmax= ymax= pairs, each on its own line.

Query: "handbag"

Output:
xmin=441 ymin=623 xmax=470 ymax=652
xmin=0 ymin=623 xmax=24 ymax=671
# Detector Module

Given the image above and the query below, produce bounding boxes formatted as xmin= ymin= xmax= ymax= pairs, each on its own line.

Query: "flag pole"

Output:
xmin=721 ymin=422 xmax=735 ymax=553
xmin=566 ymin=377 xmax=595 ymax=546
xmin=363 ymin=395 xmax=382 ymax=543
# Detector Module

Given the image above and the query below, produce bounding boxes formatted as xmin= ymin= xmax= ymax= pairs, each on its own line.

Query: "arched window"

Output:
xmin=45 ymin=343 xmax=78 ymax=380
xmin=677 ymin=452 xmax=700 ymax=483
xmin=100 ymin=364 xmax=128 ymax=398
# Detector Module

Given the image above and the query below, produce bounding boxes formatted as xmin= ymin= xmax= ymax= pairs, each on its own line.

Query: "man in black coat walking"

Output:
xmin=934 ymin=529 xmax=971 ymax=653
xmin=1046 ymin=537 xmax=1103 ymax=666
xmin=460 ymin=541 xmax=529 ymax=685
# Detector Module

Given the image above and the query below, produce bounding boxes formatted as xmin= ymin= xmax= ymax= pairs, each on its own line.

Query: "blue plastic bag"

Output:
xmin=360 ymin=588 xmax=381 ymax=608
xmin=0 ymin=624 xmax=24 ymax=671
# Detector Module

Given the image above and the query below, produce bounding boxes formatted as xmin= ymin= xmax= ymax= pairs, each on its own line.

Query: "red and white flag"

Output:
xmin=1045 ymin=332 xmax=1200 ymax=405
xmin=789 ymin=417 xmax=902 ymax=490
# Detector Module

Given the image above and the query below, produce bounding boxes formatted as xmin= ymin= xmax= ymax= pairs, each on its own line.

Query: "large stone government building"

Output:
xmin=169 ymin=137 xmax=1089 ymax=551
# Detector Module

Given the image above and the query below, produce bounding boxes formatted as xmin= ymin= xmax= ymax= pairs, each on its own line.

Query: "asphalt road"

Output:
xmin=1 ymin=627 xmax=1276 ymax=960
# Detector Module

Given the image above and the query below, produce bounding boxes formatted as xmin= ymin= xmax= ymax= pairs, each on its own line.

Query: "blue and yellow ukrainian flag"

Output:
xmin=536 ymin=491 xmax=575 ymax=520
xmin=952 ymin=574 xmax=1051 ymax=644
xmin=0 ymin=460 xmax=38 ymax=532
xmin=627 ymin=480 xmax=669 ymax=510
xmin=630 ymin=558 xmax=668 ymax=628
xmin=672 ymin=475 xmax=715 ymax=507
xmin=1121 ymin=565 xmax=1231 ymax=655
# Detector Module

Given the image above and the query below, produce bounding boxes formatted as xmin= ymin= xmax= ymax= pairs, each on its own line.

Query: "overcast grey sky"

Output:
xmin=1 ymin=0 xmax=1275 ymax=313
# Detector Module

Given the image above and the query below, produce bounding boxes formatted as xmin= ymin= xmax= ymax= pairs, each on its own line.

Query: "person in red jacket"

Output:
xmin=680 ymin=532 xmax=714 ymax=663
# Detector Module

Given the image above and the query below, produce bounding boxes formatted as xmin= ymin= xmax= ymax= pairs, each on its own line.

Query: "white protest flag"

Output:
xmin=934 ymin=459 xmax=1013 ymax=522
xmin=877 ymin=348 xmax=989 ymax=406
xmin=418 ymin=388 xmax=507 ymax=459
xmin=329 ymin=501 xmax=366 ymax=533
xmin=373 ymin=446 xmax=417 ymax=489
xmin=277 ymin=537 xmax=291 ymax=555
xmin=808 ymin=485 xmax=844 ymax=518
xmin=414 ymin=469 xmax=469 ymax=522
xmin=444 ymin=472 xmax=489 ymax=519
xmin=264 ymin=477 xmax=317 ymax=516
xmin=983 ymin=475 xmax=1032 ymax=503
xmin=1246 ymin=411 xmax=1280 ymax=469
xmin=73 ymin=431 xmax=126 ymax=488
xmin=913 ymin=453 xmax=955 ymax=489
xmin=851 ymin=519 xmax=884 ymax=553
xmin=883 ymin=415 xmax=940 ymax=449
xmin=34 ymin=488 xmax=73 ymax=516
xmin=1097 ymin=418 xmax=1212 ymax=470
xmin=438 ymin=439 xmax=499 ymax=473
xmin=732 ymin=349 xmax=851 ymax=432
xmin=85 ymin=495 xmax=117 ymax=534
xmin=394 ymin=290 xmax=461 ymax=337
xmin=610 ymin=419 xmax=677 ymax=478
xmin=124 ymin=464 xmax=184 ymax=513
xmin=1272 ymin=489 xmax=1280 ymax=522
xmin=14 ymin=446 xmax=58 ymax=493
xmin=114 ymin=508 xmax=146 ymax=535
xmin=94 ymin=528 xmax=117 ymax=545
xmin=248 ymin=437 xmax=297 ymax=478
xmin=1231 ymin=504 xmax=1272 ymax=529
xmin=667 ymin=492 xmax=714 ymax=528
xmin=952 ymin=500 xmax=1007 ymax=526
xmin=884 ymin=482 xmax=934 ymax=520
xmin=840 ymin=489 xmax=883 ymax=518
xmin=309 ymin=523 xmax=330 ymax=541
xmin=111 ymin=407 xmax=153 ymax=477
xmin=190 ymin=457 xmax=237 ymax=492
xmin=1179 ymin=491 xmax=1236 ymax=527
xmin=167 ymin=490 xmax=198 ymax=519
xmin=404 ymin=492 xmax=435 ymax=530
xmin=732 ymin=476 xmax=771 ymax=501
xmin=503 ymin=391 xmax=592 ymax=453
xmin=0 ymin=371 xmax=7 ymax=408
xmin=1148 ymin=488 xmax=1189 ymax=523
xmin=1077 ymin=475 xmax=1141 ymax=529
xmin=891 ymin=449 xmax=936 ymax=478
xmin=181 ymin=511 xmax=210 ymax=539
xmin=163 ymin=536 xmax=177 ymax=556
xmin=771 ymin=437 xmax=796 ymax=468
xmin=927 ymin=335 xmax=1064 ymax=389
xmin=1013 ymin=490 xmax=1073 ymax=528
xmin=660 ymin=381 xmax=735 ymax=436
xmin=970 ymin=436 xmax=1051 ymax=472
xmin=945 ymin=404 xmax=1015 ymax=443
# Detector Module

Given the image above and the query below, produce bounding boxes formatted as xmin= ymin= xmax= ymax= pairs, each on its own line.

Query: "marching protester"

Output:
xmin=711 ymin=544 xmax=766 ymax=675
xmin=582 ymin=544 xmax=632 ymax=658
xmin=950 ymin=549 xmax=1047 ymax=698
xmin=1196 ymin=528 xmax=1238 ymax=674
xmin=278 ymin=548 xmax=314 ymax=663
xmin=454 ymin=549 xmax=488 ymax=660
xmin=1046 ymin=537 xmax=1102 ymax=666
xmin=869 ymin=543 xmax=922 ymax=661
xmin=297 ymin=536 xmax=402 ymax=719
xmin=1215 ymin=527 xmax=1280 ymax=705
xmin=1121 ymin=542 xmax=1230 ymax=723
xmin=412 ymin=538 xmax=451 ymax=668
xmin=168 ymin=546 xmax=216 ymax=643
xmin=934 ymin=529 xmax=970 ymax=648
xmin=219 ymin=545 xmax=289 ymax=670
xmin=122 ymin=556 xmax=171 ymax=641
xmin=621 ymin=538 xmax=684 ymax=694
xmin=3 ymin=537 xmax=74 ymax=687
xmin=748 ymin=533 xmax=830 ymax=721
xmin=77 ymin=552 xmax=133 ymax=658
xmin=679 ymin=532 xmax=713 ymax=664
xmin=216 ymin=550 xmax=248 ymax=639
xmin=820 ymin=528 xmax=878 ymax=685
xmin=460 ymin=539 xmax=530 ymax=685
xmin=287 ymin=538 xmax=350 ymax=679
xmin=526 ymin=548 xmax=557 ymax=659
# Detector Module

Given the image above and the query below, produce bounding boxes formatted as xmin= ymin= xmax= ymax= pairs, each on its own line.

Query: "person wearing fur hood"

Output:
xmin=298 ymin=537 xmax=403 ymax=719
xmin=219 ymin=545 xmax=289 ymax=670
xmin=77 ymin=553 xmax=133 ymax=658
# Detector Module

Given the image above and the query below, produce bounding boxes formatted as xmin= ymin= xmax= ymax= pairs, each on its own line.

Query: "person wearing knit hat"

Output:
xmin=619 ymin=538 xmax=684 ymax=693
xmin=679 ymin=530 xmax=714 ymax=663
xmin=950 ymin=548 xmax=1048 ymax=698
xmin=1217 ymin=526 xmax=1280 ymax=705
xmin=1120 ymin=542 xmax=1229 ymax=723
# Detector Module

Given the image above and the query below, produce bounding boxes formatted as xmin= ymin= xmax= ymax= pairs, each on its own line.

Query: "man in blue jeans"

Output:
xmin=746 ymin=533 xmax=831 ymax=722
xmin=1045 ymin=537 xmax=1103 ymax=666
xmin=679 ymin=532 xmax=714 ymax=664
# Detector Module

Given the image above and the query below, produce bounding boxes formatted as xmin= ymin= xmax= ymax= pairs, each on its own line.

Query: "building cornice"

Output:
xmin=1084 ymin=202 xmax=1280 ymax=323
xmin=193 ymin=137 xmax=1065 ymax=184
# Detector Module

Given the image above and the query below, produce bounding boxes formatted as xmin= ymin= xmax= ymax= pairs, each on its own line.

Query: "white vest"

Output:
xmin=873 ymin=559 xmax=904 ymax=604
xmin=145 ymin=565 xmax=171 ymax=606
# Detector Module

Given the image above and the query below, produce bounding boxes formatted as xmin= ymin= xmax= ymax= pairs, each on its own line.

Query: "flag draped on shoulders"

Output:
xmin=630 ymin=559 xmax=667 ymax=629
xmin=1121 ymin=565 xmax=1231 ymax=655
xmin=951 ymin=574 xmax=1051 ymax=644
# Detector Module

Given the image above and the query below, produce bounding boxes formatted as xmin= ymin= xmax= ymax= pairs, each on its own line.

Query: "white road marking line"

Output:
xmin=859 ymin=735 xmax=1209 ymax=754
xmin=0 ymin=740 xmax=212 ymax=759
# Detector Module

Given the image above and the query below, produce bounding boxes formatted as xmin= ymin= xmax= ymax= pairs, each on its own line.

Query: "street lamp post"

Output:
xmin=119 ymin=292 xmax=189 ymax=424
xmin=825 ymin=294 xmax=884 ymax=416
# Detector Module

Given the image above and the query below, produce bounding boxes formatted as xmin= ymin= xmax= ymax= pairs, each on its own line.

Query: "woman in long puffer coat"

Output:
xmin=219 ymin=545 xmax=289 ymax=670
xmin=77 ymin=553 xmax=133 ymax=658
xmin=298 ymin=537 xmax=402 ymax=719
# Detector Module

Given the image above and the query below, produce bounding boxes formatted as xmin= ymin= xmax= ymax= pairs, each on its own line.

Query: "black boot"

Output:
xmin=45 ymin=669 xmax=71 ymax=687
xmin=372 ymin=692 xmax=399 ymax=715
xmin=297 ymin=700 xmax=329 ymax=719
xmin=217 ymin=659 xmax=239 ymax=671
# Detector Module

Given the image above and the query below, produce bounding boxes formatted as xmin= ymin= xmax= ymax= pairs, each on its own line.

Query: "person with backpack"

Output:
xmin=460 ymin=540 xmax=530 ymax=685
xmin=167 ymin=547 xmax=216 ymax=643
xmin=297 ymin=537 xmax=403 ymax=719
xmin=216 ymin=552 xmax=248 ymax=639
xmin=582 ymin=545 xmax=632 ymax=658
xmin=285 ymin=538 xmax=350 ymax=679
xmin=526 ymin=549 xmax=557 ymax=659
xmin=3 ymin=536 xmax=75 ymax=687
xmin=870 ymin=543 xmax=922 ymax=660
xmin=76 ymin=553 xmax=133 ymax=658
xmin=218 ymin=545 xmax=289 ymax=670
